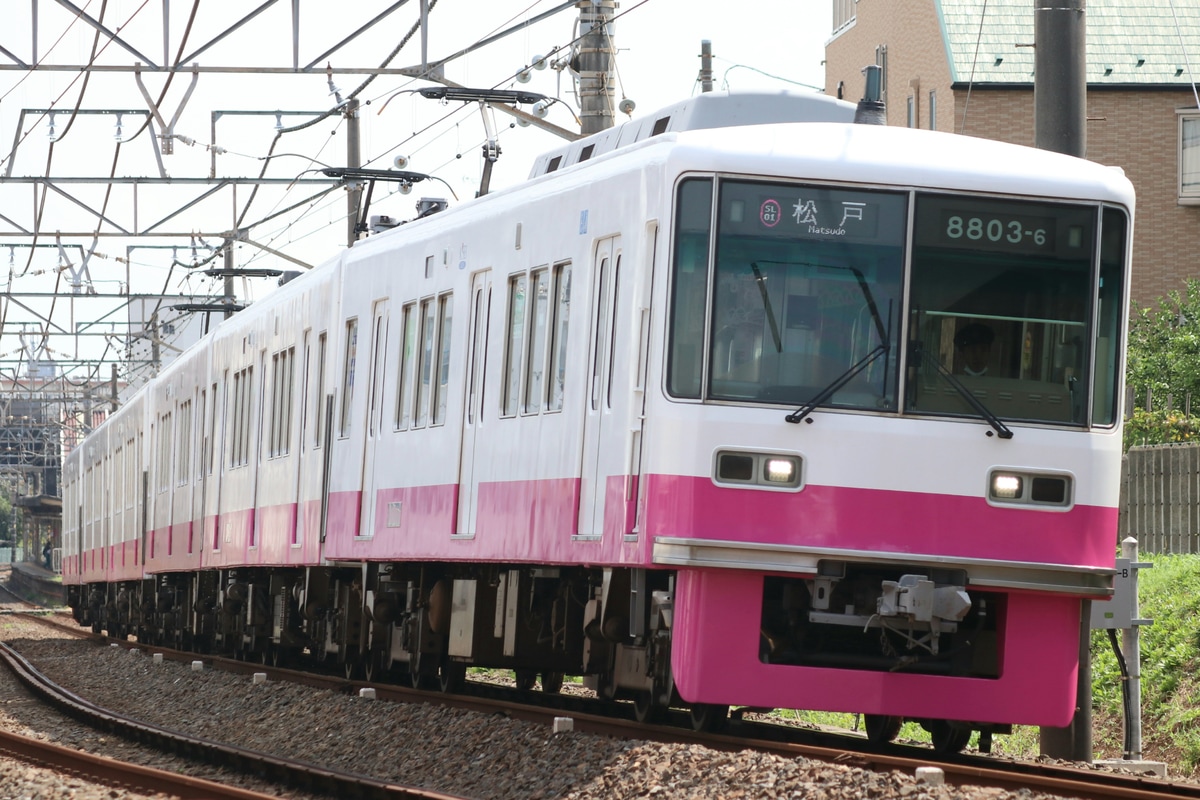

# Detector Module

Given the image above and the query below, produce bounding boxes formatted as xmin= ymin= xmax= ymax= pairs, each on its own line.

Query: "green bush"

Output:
xmin=1124 ymin=408 xmax=1200 ymax=450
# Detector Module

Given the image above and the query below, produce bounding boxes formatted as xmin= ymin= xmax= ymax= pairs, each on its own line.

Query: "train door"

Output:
xmin=457 ymin=270 xmax=492 ymax=536
xmin=358 ymin=300 xmax=390 ymax=538
xmin=579 ymin=236 xmax=621 ymax=537
xmin=293 ymin=332 xmax=310 ymax=548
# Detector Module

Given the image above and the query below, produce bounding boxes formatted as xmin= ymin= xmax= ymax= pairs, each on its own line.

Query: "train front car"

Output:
xmin=645 ymin=122 xmax=1132 ymax=746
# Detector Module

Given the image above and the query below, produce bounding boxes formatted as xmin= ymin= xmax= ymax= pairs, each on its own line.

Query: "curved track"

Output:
xmin=0 ymin=635 xmax=465 ymax=800
xmin=4 ymin=610 xmax=1194 ymax=800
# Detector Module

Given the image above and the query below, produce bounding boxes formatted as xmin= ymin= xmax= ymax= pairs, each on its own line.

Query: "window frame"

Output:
xmin=1178 ymin=108 xmax=1200 ymax=205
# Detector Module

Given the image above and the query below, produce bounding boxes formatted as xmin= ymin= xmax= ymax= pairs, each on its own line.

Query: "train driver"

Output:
xmin=954 ymin=322 xmax=995 ymax=377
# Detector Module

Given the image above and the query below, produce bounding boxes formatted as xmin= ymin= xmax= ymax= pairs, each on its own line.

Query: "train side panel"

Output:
xmin=321 ymin=145 xmax=667 ymax=567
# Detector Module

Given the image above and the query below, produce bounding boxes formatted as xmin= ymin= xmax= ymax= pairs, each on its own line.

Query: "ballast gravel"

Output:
xmin=0 ymin=611 xmax=1093 ymax=800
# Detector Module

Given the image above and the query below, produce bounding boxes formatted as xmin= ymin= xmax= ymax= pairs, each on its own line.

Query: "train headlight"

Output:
xmin=991 ymin=473 xmax=1023 ymax=499
xmin=988 ymin=469 xmax=1073 ymax=508
xmin=714 ymin=450 xmax=803 ymax=491
xmin=764 ymin=458 xmax=797 ymax=484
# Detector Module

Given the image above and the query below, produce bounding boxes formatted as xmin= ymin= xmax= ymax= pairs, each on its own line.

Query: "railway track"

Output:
xmin=0 ymin=637 xmax=469 ymax=800
xmin=2 ymin=611 xmax=1195 ymax=800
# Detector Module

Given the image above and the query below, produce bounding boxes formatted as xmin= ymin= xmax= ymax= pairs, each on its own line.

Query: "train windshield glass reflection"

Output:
xmin=908 ymin=195 xmax=1097 ymax=425
xmin=706 ymin=181 xmax=907 ymax=410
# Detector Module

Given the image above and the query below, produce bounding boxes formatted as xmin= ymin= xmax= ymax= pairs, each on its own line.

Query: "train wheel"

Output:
xmin=514 ymin=668 xmax=538 ymax=691
xmin=258 ymin=644 xmax=274 ymax=666
xmin=689 ymin=703 xmax=729 ymax=733
xmin=343 ymin=650 xmax=361 ymax=680
xmin=864 ymin=715 xmax=903 ymax=745
xmin=929 ymin=720 xmax=971 ymax=754
xmin=363 ymin=652 xmax=380 ymax=682
xmin=540 ymin=671 xmax=564 ymax=694
xmin=439 ymin=661 xmax=466 ymax=694
xmin=633 ymin=691 xmax=665 ymax=724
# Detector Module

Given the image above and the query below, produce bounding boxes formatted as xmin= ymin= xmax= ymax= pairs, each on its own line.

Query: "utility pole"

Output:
xmin=1035 ymin=0 xmax=1090 ymax=764
xmin=700 ymin=40 xmax=714 ymax=93
xmin=575 ymin=0 xmax=617 ymax=134
xmin=346 ymin=98 xmax=363 ymax=246
xmin=1034 ymin=0 xmax=1086 ymax=157
xmin=223 ymin=241 xmax=236 ymax=321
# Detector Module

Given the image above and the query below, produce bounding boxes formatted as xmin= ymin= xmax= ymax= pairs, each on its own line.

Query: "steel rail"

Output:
xmin=0 ymin=640 xmax=467 ymax=800
xmin=16 ymin=612 xmax=1196 ymax=800
xmin=0 ymin=728 xmax=283 ymax=800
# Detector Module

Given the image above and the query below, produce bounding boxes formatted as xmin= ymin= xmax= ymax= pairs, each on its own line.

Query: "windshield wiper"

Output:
xmin=785 ymin=343 xmax=889 ymax=424
xmin=783 ymin=264 xmax=892 ymax=425
xmin=750 ymin=262 xmax=783 ymax=353
xmin=910 ymin=342 xmax=1013 ymax=439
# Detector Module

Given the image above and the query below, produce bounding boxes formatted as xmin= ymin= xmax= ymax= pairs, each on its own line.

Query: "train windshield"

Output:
xmin=668 ymin=179 xmax=1126 ymax=428
xmin=671 ymin=179 xmax=907 ymax=411
xmin=907 ymin=195 xmax=1099 ymax=426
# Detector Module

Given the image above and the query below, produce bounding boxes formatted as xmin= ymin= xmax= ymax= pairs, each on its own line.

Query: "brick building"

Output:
xmin=825 ymin=0 xmax=1200 ymax=307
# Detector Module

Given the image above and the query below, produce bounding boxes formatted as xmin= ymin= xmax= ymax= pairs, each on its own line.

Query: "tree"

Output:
xmin=0 ymin=487 xmax=10 ymax=545
xmin=1125 ymin=278 xmax=1200 ymax=448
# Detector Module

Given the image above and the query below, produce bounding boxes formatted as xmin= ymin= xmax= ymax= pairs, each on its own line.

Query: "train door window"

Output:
xmin=367 ymin=309 xmax=389 ymax=435
xmin=591 ymin=256 xmax=611 ymax=411
xmin=415 ymin=299 xmax=437 ymax=427
xmin=547 ymin=262 xmax=572 ymax=412
xmin=1093 ymin=207 xmax=1128 ymax=426
xmin=314 ymin=333 xmax=327 ymax=448
xmin=176 ymin=400 xmax=191 ymax=485
xmin=502 ymin=274 xmax=527 ymax=417
xmin=157 ymin=413 xmax=171 ymax=492
xmin=299 ymin=334 xmax=310 ymax=450
xmin=207 ymin=382 xmax=217 ymax=474
xmin=396 ymin=304 xmax=416 ymax=429
xmin=606 ymin=254 xmax=622 ymax=409
xmin=465 ymin=285 xmax=489 ymax=425
xmin=199 ymin=389 xmax=208 ymax=476
xmin=230 ymin=372 xmax=241 ymax=467
xmin=433 ymin=292 xmax=453 ymax=425
xmin=524 ymin=267 xmax=550 ymax=414
xmin=667 ymin=178 xmax=713 ymax=399
xmin=339 ymin=319 xmax=358 ymax=438
xmin=284 ymin=347 xmax=295 ymax=453
xmin=242 ymin=366 xmax=254 ymax=465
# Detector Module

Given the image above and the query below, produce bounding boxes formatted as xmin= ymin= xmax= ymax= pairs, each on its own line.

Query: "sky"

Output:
xmin=0 ymin=0 xmax=834 ymax=384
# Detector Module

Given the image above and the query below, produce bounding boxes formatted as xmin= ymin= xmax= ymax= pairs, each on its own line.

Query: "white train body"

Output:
xmin=63 ymin=91 xmax=1133 ymax=740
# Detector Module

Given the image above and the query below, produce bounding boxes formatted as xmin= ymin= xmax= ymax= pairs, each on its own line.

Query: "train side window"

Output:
xmin=502 ymin=274 xmax=528 ymax=417
xmin=339 ymin=319 xmax=358 ymax=438
xmin=524 ymin=267 xmax=550 ymax=414
xmin=433 ymin=292 xmax=453 ymax=425
xmin=1093 ymin=207 xmax=1128 ymax=426
xmin=269 ymin=347 xmax=296 ymax=456
xmin=396 ymin=304 xmax=416 ymax=429
xmin=667 ymin=177 xmax=713 ymax=399
xmin=546 ymin=262 xmax=572 ymax=412
xmin=313 ymin=333 xmax=327 ymax=448
xmin=415 ymin=299 xmax=436 ymax=427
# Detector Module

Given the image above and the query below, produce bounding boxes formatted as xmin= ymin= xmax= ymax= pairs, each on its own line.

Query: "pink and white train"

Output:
xmin=63 ymin=89 xmax=1133 ymax=751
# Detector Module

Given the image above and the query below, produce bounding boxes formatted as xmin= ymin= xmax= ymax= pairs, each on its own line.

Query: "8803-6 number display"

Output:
xmin=945 ymin=215 xmax=1047 ymax=246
